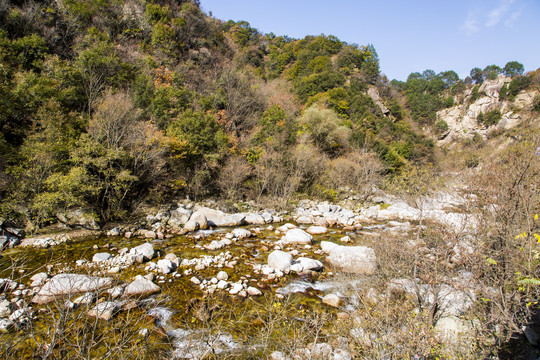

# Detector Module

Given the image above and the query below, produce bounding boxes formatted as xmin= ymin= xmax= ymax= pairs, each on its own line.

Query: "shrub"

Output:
xmin=478 ymin=109 xmax=502 ymax=127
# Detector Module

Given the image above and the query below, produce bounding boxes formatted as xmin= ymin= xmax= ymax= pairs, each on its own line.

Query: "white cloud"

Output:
xmin=460 ymin=13 xmax=480 ymax=37
xmin=485 ymin=0 xmax=516 ymax=28
xmin=504 ymin=10 xmax=522 ymax=28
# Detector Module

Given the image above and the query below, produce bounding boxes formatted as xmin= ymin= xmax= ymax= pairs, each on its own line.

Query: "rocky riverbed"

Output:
xmin=0 ymin=194 xmax=489 ymax=358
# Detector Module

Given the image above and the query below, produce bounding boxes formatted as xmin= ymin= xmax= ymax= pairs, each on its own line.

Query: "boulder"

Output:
xmin=297 ymin=257 xmax=323 ymax=271
xmin=56 ymin=208 xmax=100 ymax=230
xmin=121 ymin=275 xmax=160 ymax=298
xmin=88 ymin=301 xmax=120 ymax=321
xmin=195 ymin=207 xmax=245 ymax=227
xmin=245 ymin=213 xmax=266 ymax=225
xmin=231 ymin=228 xmax=252 ymax=239
xmin=276 ymin=223 xmax=297 ymax=232
xmin=268 ymin=250 xmax=293 ymax=271
xmin=157 ymin=259 xmax=175 ymax=274
xmin=29 ymin=272 xmax=48 ymax=287
xmin=92 ymin=252 xmax=112 ymax=263
xmin=129 ymin=243 xmax=154 ymax=261
xmin=0 ymin=299 xmax=11 ymax=317
xmin=168 ymin=207 xmax=193 ymax=229
xmin=32 ymin=274 xmax=113 ymax=304
xmin=320 ymin=241 xmax=339 ymax=254
xmin=326 ymin=245 xmax=377 ymax=274
xmin=306 ymin=226 xmax=328 ymax=235
xmin=282 ymin=229 xmax=313 ymax=245
xmin=186 ymin=211 xmax=208 ymax=231
xmin=296 ymin=215 xmax=314 ymax=224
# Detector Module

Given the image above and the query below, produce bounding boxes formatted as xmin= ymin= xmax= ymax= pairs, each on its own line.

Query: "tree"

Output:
xmin=503 ymin=61 xmax=524 ymax=77
xmin=470 ymin=67 xmax=484 ymax=84
xmin=484 ymin=64 xmax=502 ymax=80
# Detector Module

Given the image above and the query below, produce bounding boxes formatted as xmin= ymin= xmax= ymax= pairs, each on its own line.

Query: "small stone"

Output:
xmin=216 ymin=271 xmax=228 ymax=281
xmin=93 ymin=252 xmax=112 ymax=263
xmin=247 ymin=286 xmax=262 ymax=296
xmin=322 ymin=294 xmax=342 ymax=308
xmin=190 ymin=277 xmax=201 ymax=285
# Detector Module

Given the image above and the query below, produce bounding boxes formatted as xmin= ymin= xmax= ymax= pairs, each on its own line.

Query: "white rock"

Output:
xmin=306 ymin=226 xmax=328 ymax=235
xmin=282 ymin=229 xmax=313 ymax=245
xmin=32 ymin=274 xmax=113 ymax=304
xmin=268 ymin=250 xmax=293 ymax=270
xmin=93 ymin=252 xmax=112 ymax=263
xmin=157 ymin=259 xmax=174 ymax=274
xmin=297 ymin=257 xmax=323 ymax=271
xmin=190 ymin=277 xmax=201 ymax=285
xmin=320 ymin=241 xmax=339 ymax=254
xmin=322 ymin=294 xmax=342 ymax=308
xmin=129 ymin=243 xmax=154 ymax=261
xmin=121 ymin=275 xmax=160 ymax=298
xmin=326 ymin=245 xmax=377 ymax=274
xmin=216 ymin=271 xmax=229 ymax=281
xmin=247 ymin=286 xmax=262 ymax=296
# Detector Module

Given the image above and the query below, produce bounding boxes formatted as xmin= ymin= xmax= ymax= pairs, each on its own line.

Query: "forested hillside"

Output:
xmin=0 ymin=0 xmax=537 ymax=231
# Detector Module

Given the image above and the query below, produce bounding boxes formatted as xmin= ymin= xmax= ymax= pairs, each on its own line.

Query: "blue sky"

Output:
xmin=199 ymin=0 xmax=540 ymax=81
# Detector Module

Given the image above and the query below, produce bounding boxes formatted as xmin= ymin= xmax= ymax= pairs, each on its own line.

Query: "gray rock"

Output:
xmin=320 ymin=241 xmax=339 ymax=254
xmin=56 ymin=208 xmax=100 ymax=230
xmin=231 ymin=228 xmax=251 ymax=239
xmin=268 ymin=250 xmax=293 ymax=270
xmin=186 ymin=211 xmax=208 ymax=231
xmin=332 ymin=349 xmax=352 ymax=360
xmin=247 ymin=286 xmax=262 ymax=296
xmin=29 ymin=272 xmax=48 ymax=287
xmin=168 ymin=207 xmax=193 ymax=229
xmin=0 ymin=318 xmax=13 ymax=333
xmin=32 ymin=274 xmax=113 ymax=304
xmin=269 ymin=351 xmax=289 ymax=360
xmin=122 ymin=275 xmax=160 ymax=298
xmin=326 ymin=245 xmax=377 ymax=274
xmin=195 ymin=207 xmax=245 ymax=227
xmin=129 ymin=243 xmax=154 ymax=261
xmin=92 ymin=252 xmax=112 ymax=263
xmin=73 ymin=292 xmax=95 ymax=305
xmin=0 ymin=299 xmax=11 ymax=317
xmin=88 ymin=301 xmax=119 ymax=321
xmin=306 ymin=226 xmax=328 ymax=235
xmin=297 ymin=257 xmax=323 ymax=271
xmin=245 ymin=213 xmax=266 ymax=225
xmin=157 ymin=259 xmax=174 ymax=274
xmin=282 ymin=229 xmax=313 ymax=245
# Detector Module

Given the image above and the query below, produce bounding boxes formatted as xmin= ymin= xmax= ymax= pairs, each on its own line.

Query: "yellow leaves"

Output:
xmin=485 ymin=257 xmax=497 ymax=266
xmin=535 ymin=214 xmax=538 ymax=221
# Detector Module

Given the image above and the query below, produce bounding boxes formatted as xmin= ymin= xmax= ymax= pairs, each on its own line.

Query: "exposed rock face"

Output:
xmin=244 ymin=213 xmax=266 ymax=225
xmin=367 ymin=86 xmax=390 ymax=115
xmin=282 ymin=229 xmax=313 ymax=245
xmin=121 ymin=275 xmax=160 ymax=298
xmin=326 ymin=245 xmax=377 ymax=274
xmin=268 ymin=250 xmax=293 ymax=270
xmin=436 ymin=77 xmax=537 ymax=145
xmin=194 ymin=207 xmax=245 ymax=227
xmin=32 ymin=274 xmax=113 ymax=304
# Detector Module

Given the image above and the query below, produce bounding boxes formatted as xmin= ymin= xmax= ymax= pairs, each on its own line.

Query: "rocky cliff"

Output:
xmin=437 ymin=76 xmax=538 ymax=145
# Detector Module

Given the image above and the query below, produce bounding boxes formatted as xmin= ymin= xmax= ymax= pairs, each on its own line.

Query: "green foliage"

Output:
xmin=477 ymin=109 xmax=502 ymax=127
xmin=503 ymin=61 xmax=524 ymax=77
xmin=435 ymin=119 xmax=449 ymax=134
xmin=151 ymin=84 xmax=192 ymax=130
xmin=167 ymin=110 xmax=226 ymax=164
xmin=470 ymin=67 xmax=484 ymax=84
xmin=507 ymin=76 xmax=532 ymax=99
xmin=484 ymin=64 xmax=502 ymax=80
xmin=299 ymin=106 xmax=350 ymax=154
